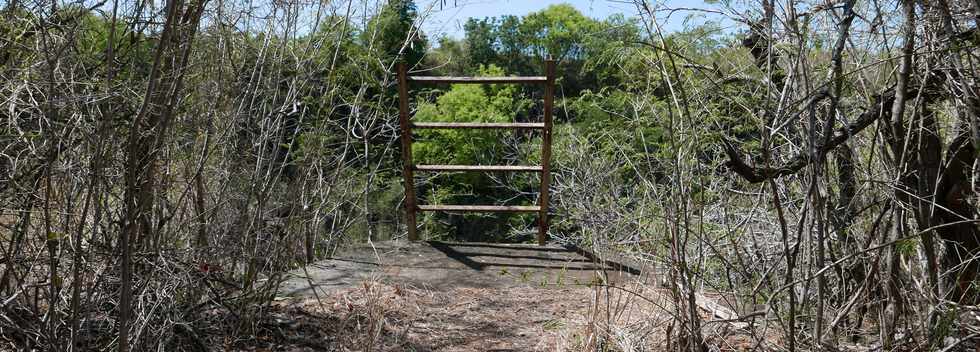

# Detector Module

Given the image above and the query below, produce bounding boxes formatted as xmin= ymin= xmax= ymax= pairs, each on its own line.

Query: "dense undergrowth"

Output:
xmin=2 ymin=0 xmax=980 ymax=350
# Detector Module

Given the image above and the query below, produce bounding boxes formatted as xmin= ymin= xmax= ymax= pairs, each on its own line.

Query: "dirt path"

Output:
xmin=264 ymin=241 xmax=645 ymax=351
xmin=212 ymin=240 xmax=762 ymax=351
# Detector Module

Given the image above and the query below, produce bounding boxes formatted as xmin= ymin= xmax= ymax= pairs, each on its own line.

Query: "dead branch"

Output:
xmin=722 ymin=90 xmax=895 ymax=183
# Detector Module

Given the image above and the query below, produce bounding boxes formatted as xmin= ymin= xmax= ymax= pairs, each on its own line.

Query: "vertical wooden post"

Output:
xmin=397 ymin=62 xmax=418 ymax=241
xmin=538 ymin=60 xmax=555 ymax=246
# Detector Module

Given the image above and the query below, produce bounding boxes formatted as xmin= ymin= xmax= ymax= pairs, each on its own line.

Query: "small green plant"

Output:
xmin=520 ymin=270 xmax=534 ymax=283
xmin=542 ymin=319 xmax=564 ymax=331
xmin=554 ymin=268 xmax=566 ymax=286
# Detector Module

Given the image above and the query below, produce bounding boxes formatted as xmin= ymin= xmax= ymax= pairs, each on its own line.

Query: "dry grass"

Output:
xmin=198 ymin=277 xmax=774 ymax=352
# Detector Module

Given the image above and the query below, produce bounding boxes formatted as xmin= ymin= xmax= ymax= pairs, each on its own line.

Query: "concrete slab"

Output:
xmin=279 ymin=240 xmax=641 ymax=298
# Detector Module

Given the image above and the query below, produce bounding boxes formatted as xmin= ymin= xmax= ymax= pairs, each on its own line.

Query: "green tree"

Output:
xmin=520 ymin=4 xmax=595 ymax=62
xmin=463 ymin=18 xmax=497 ymax=71
xmin=496 ymin=15 xmax=530 ymax=73
xmin=362 ymin=0 xmax=427 ymax=66
xmin=410 ymin=65 xmax=535 ymax=241
xmin=426 ymin=36 xmax=468 ymax=76
xmin=412 ymin=64 xmax=518 ymax=166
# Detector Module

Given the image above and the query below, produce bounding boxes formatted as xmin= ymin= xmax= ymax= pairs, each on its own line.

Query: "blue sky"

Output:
xmin=417 ymin=0 xmax=724 ymax=39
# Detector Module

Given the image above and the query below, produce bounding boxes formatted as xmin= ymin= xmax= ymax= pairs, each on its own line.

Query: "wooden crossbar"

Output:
xmin=397 ymin=60 xmax=555 ymax=245
xmin=414 ymin=165 xmax=543 ymax=172
xmin=417 ymin=205 xmax=541 ymax=212
xmin=411 ymin=122 xmax=544 ymax=129
xmin=407 ymin=76 xmax=547 ymax=84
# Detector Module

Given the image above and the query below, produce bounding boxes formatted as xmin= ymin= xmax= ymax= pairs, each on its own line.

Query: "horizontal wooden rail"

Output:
xmin=407 ymin=76 xmax=547 ymax=84
xmin=414 ymin=164 xmax=543 ymax=172
xmin=411 ymin=122 xmax=545 ymax=129
xmin=398 ymin=60 xmax=555 ymax=245
xmin=417 ymin=204 xmax=541 ymax=212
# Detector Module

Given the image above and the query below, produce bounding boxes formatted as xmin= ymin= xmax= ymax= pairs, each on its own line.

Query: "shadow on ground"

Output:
xmin=279 ymin=240 xmax=640 ymax=298
xmin=268 ymin=241 xmax=656 ymax=351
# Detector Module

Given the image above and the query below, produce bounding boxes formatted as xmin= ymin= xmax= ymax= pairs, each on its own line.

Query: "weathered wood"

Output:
xmin=538 ymin=60 xmax=555 ymax=246
xmin=398 ymin=60 xmax=555 ymax=245
xmin=417 ymin=205 xmax=541 ymax=212
xmin=411 ymin=122 xmax=545 ymax=129
xmin=397 ymin=63 xmax=418 ymax=241
xmin=407 ymin=76 xmax=547 ymax=84
xmin=414 ymin=165 xmax=543 ymax=172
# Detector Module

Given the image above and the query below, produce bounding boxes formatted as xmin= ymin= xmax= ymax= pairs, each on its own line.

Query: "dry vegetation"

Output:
xmin=202 ymin=280 xmax=762 ymax=351
xmin=2 ymin=0 xmax=980 ymax=350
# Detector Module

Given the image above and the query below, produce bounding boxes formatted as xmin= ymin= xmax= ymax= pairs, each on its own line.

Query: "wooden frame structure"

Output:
xmin=397 ymin=60 xmax=555 ymax=245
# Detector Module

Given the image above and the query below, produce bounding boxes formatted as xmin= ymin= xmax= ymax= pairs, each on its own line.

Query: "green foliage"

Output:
xmin=408 ymin=64 xmax=541 ymax=241
xmin=413 ymin=64 xmax=518 ymax=166
xmin=520 ymin=4 xmax=595 ymax=61
xmin=362 ymin=0 xmax=427 ymax=66
xmin=456 ymin=5 xmax=643 ymax=94
xmin=463 ymin=18 xmax=497 ymax=71
xmin=897 ymin=237 xmax=920 ymax=256
xmin=426 ymin=36 xmax=468 ymax=75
